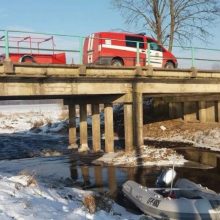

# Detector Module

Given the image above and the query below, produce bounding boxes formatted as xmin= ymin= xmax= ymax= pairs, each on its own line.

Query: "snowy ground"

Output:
xmin=0 ymin=103 xmax=219 ymax=219
xmin=143 ymin=120 xmax=220 ymax=151
xmin=93 ymin=146 xmax=186 ymax=167
xmin=0 ymin=173 xmax=148 ymax=220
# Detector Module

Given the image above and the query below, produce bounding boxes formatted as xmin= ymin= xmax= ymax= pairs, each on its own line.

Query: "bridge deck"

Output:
xmin=0 ymin=62 xmax=220 ymax=99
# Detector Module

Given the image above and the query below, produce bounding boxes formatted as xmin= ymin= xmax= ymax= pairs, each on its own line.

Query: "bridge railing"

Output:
xmin=0 ymin=29 xmax=220 ymax=70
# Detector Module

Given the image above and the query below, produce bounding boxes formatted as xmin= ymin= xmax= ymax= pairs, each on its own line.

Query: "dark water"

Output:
xmin=0 ymin=133 xmax=69 ymax=159
xmin=1 ymin=133 xmax=220 ymax=214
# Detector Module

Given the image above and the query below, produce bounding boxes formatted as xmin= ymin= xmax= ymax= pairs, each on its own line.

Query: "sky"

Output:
xmin=1 ymin=0 xmax=220 ymax=68
xmin=1 ymin=0 xmax=220 ymax=46
xmin=0 ymin=0 xmax=126 ymax=36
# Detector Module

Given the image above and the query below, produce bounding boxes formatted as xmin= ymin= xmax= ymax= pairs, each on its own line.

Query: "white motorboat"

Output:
xmin=122 ymin=169 xmax=220 ymax=219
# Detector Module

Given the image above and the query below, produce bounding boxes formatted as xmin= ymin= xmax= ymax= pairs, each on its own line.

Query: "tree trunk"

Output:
xmin=153 ymin=0 xmax=163 ymax=45
xmin=168 ymin=0 xmax=175 ymax=52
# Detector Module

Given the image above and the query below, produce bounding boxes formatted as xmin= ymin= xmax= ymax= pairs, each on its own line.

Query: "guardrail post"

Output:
xmin=191 ymin=47 xmax=195 ymax=68
xmin=147 ymin=43 xmax=151 ymax=65
xmin=136 ymin=42 xmax=140 ymax=66
xmin=79 ymin=37 xmax=84 ymax=64
xmin=4 ymin=30 xmax=9 ymax=60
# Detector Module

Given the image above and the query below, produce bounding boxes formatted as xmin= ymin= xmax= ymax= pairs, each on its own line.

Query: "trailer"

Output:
xmin=0 ymin=35 xmax=66 ymax=64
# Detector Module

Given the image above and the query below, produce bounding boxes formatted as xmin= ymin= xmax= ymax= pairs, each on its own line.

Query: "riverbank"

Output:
xmin=143 ymin=119 xmax=220 ymax=151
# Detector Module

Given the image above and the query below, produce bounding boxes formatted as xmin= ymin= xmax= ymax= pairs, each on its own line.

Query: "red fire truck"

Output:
xmin=83 ymin=32 xmax=178 ymax=68
xmin=0 ymin=36 xmax=66 ymax=64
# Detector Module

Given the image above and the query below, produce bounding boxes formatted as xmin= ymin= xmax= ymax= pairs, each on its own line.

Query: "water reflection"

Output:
xmin=67 ymin=161 xmax=220 ymax=214
xmin=67 ymin=160 xmax=220 ymax=197
xmin=1 ymin=153 xmax=220 ymax=215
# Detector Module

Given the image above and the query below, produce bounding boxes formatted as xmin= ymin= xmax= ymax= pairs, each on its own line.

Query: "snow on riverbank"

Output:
xmin=0 ymin=104 xmax=65 ymax=134
xmin=93 ymin=145 xmax=186 ymax=167
xmin=0 ymin=173 xmax=147 ymax=220
xmin=170 ymin=128 xmax=220 ymax=151
xmin=144 ymin=127 xmax=220 ymax=152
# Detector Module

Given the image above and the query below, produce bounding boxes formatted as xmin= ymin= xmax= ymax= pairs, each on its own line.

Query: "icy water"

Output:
xmin=1 ymin=133 xmax=220 ymax=214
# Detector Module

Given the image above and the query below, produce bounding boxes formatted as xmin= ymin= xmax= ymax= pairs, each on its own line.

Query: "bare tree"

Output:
xmin=111 ymin=0 xmax=220 ymax=51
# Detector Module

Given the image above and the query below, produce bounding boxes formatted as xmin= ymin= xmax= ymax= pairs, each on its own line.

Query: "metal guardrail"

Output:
xmin=0 ymin=29 xmax=220 ymax=69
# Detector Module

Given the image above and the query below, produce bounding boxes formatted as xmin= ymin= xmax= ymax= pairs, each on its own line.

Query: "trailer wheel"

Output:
xmin=111 ymin=58 xmax=124 ymax=67
xmin=165 ymin=61 xmax=175 ymax=69
xmin=20 ymin=55 xmax=35 ymax=63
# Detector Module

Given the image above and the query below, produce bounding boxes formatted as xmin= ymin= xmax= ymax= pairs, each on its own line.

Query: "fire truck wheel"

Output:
xmin=20 ymin=55 xmax=35 ymax=63
xmin=165 ymin=61 xmax=175 ymax=69
xmin=111 ymin=58 xmax=124 ymax=67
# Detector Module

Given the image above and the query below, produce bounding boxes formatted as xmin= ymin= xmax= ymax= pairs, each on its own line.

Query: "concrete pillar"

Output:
xmin=216 ymin=155 xmax=220 ymax=172
xmin=198 ymin=101 xmax=207 ymax=122
xmin=133 ymin=92 xmax=144 ymax=147
xmin=91 ymin=104 xmax=101 ymax=152
xmin=68 ymin=104 xmax=78 ymax=149
xmin=206 ymin=101 xmax=215 ymax=122
xmin=104 ymin=103 xmax=114 ymax=152
xmin=169 ymin=102 xmax=183 ymax=119
xmin=153 ymin=100 xmax=169 ymax=117
xmin=216 ymin=101 xmax=220 ymax=122
xmin=79 ymin=104 xmax=89 ymax=151
xmin=183 ymin=102 xmax=198 ymax=122
xmin=169 ymin=102 xmax=175 ymax=119
xmin=124 ymin=103 xmax=134 ymax=152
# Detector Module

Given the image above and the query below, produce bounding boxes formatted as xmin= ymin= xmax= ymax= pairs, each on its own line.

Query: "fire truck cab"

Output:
xmin=83 ymin=32 xmax=178 ymax=68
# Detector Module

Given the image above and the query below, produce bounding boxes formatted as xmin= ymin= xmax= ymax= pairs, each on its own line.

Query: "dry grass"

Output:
xmin=58 ymin=109 xmax=68 ymax=120
xmin=0 ymin=112 xmax=5 ymax=118
xmin=31 ymin=119 xmax=44 ymax=129
xmin=83 ymin=193 xmax=113 ymax=214
xmin=18 ymin=170 xmax=38 ymax=187
xmin=83 ymin=194 xmax=96 ymax=214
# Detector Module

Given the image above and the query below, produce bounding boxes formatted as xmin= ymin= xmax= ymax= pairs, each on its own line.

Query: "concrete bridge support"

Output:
xmin=91 ymin=104 xmax=101 ymax=152
xmin=133 ymin=91 xmax=144 ymax=147
xmin=79 ymin=104 xmax=89 ymax=152
xmin=104 ymin=103 xmax=114 ymax=152
xmin=198 ymin=101 xmax=207 ymax=123
xmin=183 ymin=102 xmax=198 ymax=122
xmin=124 ymin=102 xmax=134 ymax=152
xmin=198 ymin=101 xmax=216 ymax=122
xmin=217 ymin=101 xmax=220 ymax=122
xmin=206 ymin=101 xmax=215 ymax=122
xmin=68 ymin=104 xmax=78 ymax=149
xmin=168 ymin=100 xmax=219 ymax=123
xmin=169 ymin=102 xmax=183 ymax=119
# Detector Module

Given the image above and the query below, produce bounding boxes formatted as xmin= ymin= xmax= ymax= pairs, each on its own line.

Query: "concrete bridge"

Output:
xmin=1 ymin=61 xmax=220 ymax=152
